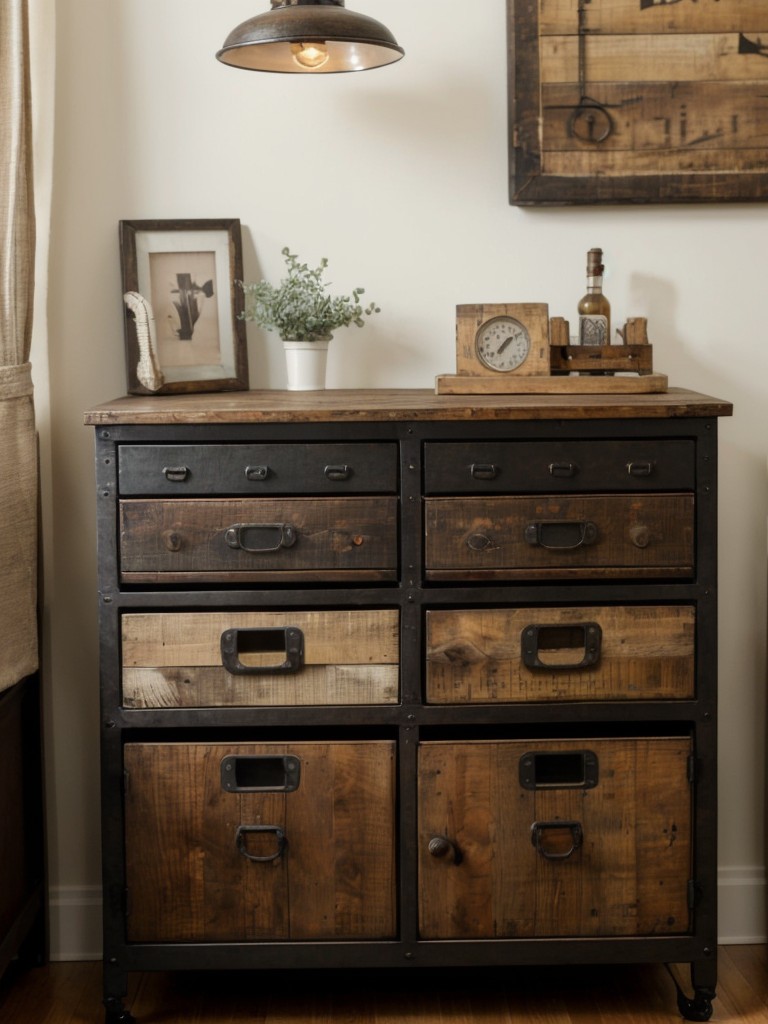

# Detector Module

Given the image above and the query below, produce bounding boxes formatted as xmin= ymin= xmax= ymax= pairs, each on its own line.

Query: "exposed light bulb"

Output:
xmin=291 ymin=41 xmax=330 ymax=69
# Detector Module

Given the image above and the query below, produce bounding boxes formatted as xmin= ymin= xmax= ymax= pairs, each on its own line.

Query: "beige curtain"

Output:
xmin=0 ymin=0 xmax=38 ymax=693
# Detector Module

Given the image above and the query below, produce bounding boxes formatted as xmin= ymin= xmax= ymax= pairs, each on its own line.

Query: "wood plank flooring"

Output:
xmin=0 ymin=946 xmax=766 ymax=1023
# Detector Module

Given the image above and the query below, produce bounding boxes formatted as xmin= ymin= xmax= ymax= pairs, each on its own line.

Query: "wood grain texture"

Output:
xmin=424 ymin=493 xmax=694 ymax=579
xmin=122 ymin=610 xmax=399 ymax=708
xmin=455 ymin=303 xmax=551 ymax=377
xmin=418 ymin=738 xmax=692 ymax=939
xmin=540 ymin=35 xmax=768 ymax=85
xmin=540 ymin=0 xmax=767 ymax=36
xmin=435 ymin=374 xmax=668 ymax=395
xmin=426 ymin=605 xmax=695 ymax=703
xmin=509 ymin=0 xmax=768 ymax=203
xmin=118 ymin=497 xmax=397 ymax=583
xmin=2 ymin=949 xmax=767 ymax=1024
xmin=83 ymin=387 xmax=733 ymax=424
xmin=124 ymin=741 xmax=396 ymax=943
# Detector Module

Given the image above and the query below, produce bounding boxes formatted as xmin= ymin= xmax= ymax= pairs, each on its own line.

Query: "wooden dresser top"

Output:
xmin=84 ymin=387 xmax=733 ymax=426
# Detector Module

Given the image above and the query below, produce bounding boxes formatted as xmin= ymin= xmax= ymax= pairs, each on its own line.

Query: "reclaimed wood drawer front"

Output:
xmin=119 ymin=497 xmax=398 ymax=583
xmin=424 ymin=440 xmax=695 ymax=494
xmin=121 ymin=609 xmax=400 ymax=708
xmin=425 ymin=605 xmax=695 ymax=703
xmin=119 ymin=443 xmax=398 ymax=496
xmin=424 ymin=494 xmax=694 ymax=580
xmin=418 ymin=737 xmax=692 ymax=939
xmin=124 ymin=740 xmax=397 ymax=943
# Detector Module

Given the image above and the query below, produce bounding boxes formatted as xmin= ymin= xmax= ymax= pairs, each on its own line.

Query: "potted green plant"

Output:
xmin=239 ymin=247 xmax=380 ymax=390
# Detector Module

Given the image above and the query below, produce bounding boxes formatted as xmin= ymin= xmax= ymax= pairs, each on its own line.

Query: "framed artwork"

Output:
xmin=507 ymin=0 xmax=768 ymax=205
xmin=119 ymin=218 xmax=249 ymax=394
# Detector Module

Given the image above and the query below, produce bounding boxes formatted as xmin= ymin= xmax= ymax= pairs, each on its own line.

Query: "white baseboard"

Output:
xmin=717 ymin=866 xmax=767 ymax=944
xmin=48 ymin=885 xmax=102 ymax=961
xmin=47 ymin=871 xmax=767 ymax=962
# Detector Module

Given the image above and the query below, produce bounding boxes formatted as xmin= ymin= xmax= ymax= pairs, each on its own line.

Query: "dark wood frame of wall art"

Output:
xmin=507 ymin=0 xmax=768 ymax=206
xmin=119 ymin=218 xmax=249 ymax=395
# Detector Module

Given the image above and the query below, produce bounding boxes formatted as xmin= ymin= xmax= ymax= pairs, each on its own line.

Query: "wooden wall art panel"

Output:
xmin=508 ymin=0 xmax=768 ymax=204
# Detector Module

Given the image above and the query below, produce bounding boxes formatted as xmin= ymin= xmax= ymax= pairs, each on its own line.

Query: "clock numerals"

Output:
xmin=476 ymin=317 xmax=531 ymax=372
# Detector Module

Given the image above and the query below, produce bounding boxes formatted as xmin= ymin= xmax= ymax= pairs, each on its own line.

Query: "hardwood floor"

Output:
xmin=0 ymin=947 xmax=766 ymax=1023
xmin=0 ymin=946 xmax=765 ymax=1019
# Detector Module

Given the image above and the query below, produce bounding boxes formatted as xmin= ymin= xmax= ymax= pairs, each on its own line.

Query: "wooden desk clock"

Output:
xmin=435 ymin=303 xmax=668 ymax=394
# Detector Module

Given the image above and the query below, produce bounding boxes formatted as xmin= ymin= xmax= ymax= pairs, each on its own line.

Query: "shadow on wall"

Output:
xmin=626 ymin=272 xmax=681 ymax=370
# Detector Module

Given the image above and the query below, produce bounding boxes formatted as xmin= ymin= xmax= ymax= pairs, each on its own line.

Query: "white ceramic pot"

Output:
xmin=282 ymin=338 xmax=331 ymax=391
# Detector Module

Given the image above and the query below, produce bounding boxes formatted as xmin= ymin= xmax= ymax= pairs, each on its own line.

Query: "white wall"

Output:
xmin=41 ymin=0 xmax=766 ymax=957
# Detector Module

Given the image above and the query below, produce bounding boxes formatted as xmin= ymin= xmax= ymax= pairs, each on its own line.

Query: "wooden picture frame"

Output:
xmin=119 ymin=219 xmax=249 ymax=395
xmin=508 ymin=0 xmax=768 ymax=205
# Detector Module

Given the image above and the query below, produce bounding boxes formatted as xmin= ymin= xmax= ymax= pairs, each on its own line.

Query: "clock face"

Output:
xmin=475 ymin=316 xmax=531 ymax=372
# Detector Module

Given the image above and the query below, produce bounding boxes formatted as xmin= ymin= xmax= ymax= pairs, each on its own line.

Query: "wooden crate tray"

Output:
xmin=435 ymin=373 xmax=668 ymax=395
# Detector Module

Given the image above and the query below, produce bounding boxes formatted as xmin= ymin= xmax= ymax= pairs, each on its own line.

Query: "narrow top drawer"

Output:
xmin=423 ymin=440 xmax=695 ymax=494
xmin=118 ymin=443 xmax=398 ymax=496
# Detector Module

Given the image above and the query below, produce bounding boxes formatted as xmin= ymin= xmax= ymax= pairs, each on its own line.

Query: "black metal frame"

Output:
xmin=92 ymin=412 xmax=720 ymax=1023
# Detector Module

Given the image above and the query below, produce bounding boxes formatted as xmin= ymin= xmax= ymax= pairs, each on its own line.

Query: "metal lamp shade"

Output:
xmin=216 ymin=0 xmax=404 ymax=74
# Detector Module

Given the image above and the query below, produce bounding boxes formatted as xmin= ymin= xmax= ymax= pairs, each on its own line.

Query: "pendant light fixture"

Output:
xmin=216 ymin=0 xmax=404 ymax=74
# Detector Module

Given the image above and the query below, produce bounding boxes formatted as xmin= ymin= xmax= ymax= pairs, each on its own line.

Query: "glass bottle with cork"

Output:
xmin=578 ymin=247 xmax=611 ymax=346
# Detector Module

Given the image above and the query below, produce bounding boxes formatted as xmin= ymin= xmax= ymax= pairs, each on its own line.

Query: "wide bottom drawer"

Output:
xmin=425 ymin=605 xmax=695 ymax=703
xmin=121 ymin=609 xmax=400 ymax=707
xmin=418 ymin=737 xmax=692 ymax=939
xmin=125 ymin=741 xmax=397 ymax=942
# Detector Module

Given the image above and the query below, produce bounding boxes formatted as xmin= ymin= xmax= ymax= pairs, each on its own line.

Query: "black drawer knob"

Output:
xmin=427 ymin=835 xmax=463 ymax=865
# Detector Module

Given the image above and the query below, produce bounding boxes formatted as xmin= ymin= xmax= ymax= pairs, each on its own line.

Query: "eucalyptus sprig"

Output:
xmin=238 ymin=248 xmax=380 ymax=341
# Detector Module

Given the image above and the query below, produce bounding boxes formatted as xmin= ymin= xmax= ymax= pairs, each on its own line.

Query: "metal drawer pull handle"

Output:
xmin=245 ymin=464 xmax=269 ymax=482
xmin=224 ymin=523 xmax=297 ymax=553
xmin=519 ymin=750 xmax=599 ymax=791
xmin=522 ymin=623 xmax=602 ymax=670
xmin=548 ymin=461 xmax=577 ymax=478
xmin=162 ymin=465 xmax=189 ymax=483
xmin=221 ymin=627 xmax=304 ymax=676
xmin=325 ymin=464 xmax=352 ymax=482
xmin=524 ymin=520 xmax=597 ymax=549
xmin=531 ymin=821 xmax=583 ymax=860
xmin=221 ymin=755 xmax=301 ymax=792
xmin=627 ymin=460 xmax=654 ymax=477
xmin=470 ymin=463 xmax=498 ymax=481
xmin=235 ymin=825 xmax=287 ymax=863
xmin=427 ymin=835 xmax=463 ymax=865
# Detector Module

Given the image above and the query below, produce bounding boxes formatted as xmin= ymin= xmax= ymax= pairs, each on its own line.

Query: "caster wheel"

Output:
xmin=676 ymin=990 xmax=713 ymax=1022
xmin=104 ymin=1002 xmax=136 ymax=1024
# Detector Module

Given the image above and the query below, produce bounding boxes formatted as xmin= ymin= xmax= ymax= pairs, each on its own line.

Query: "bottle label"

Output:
xmin=579 ymin=314 xmax=608 ymax=346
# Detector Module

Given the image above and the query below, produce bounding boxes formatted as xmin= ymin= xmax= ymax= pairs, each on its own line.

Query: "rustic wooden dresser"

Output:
xmin=85 ymin=387 xmax=732 ymax=1024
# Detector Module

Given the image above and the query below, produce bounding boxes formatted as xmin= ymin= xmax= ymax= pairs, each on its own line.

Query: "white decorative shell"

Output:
xmin=124 ymin=291 xmax=165 ymax=392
